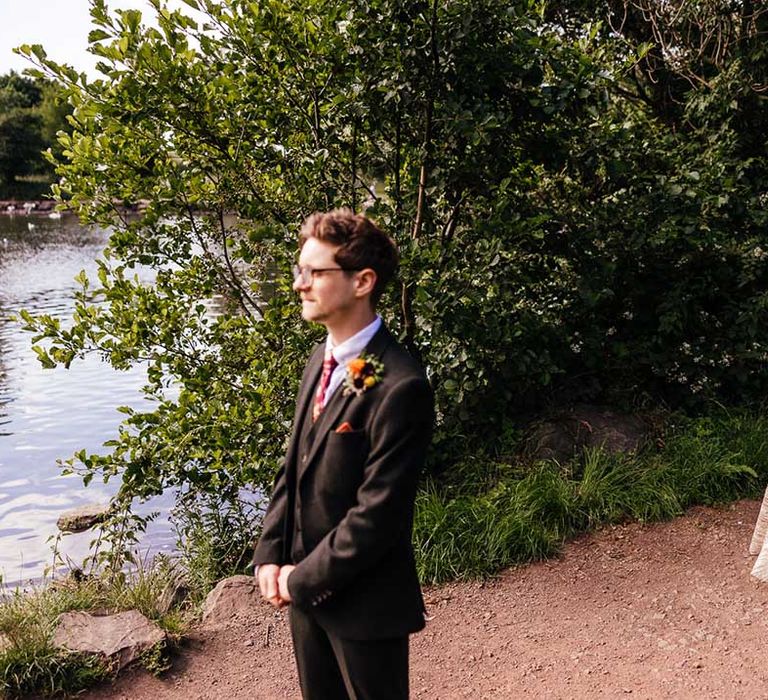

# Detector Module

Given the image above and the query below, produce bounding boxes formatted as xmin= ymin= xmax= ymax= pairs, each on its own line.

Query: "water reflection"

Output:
xmin=0 ymin=214 xmax=175 ymax=587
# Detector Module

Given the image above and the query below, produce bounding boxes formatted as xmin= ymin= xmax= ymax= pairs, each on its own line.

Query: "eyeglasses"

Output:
xmin=292 ymin=264 xmax=360 ymax=286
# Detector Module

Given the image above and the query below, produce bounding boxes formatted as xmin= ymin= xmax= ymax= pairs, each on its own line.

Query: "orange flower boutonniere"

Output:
xmin=343 ymin=354 xmax=384 ymax=396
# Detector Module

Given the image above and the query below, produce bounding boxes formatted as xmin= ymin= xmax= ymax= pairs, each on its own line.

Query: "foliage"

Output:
xmin=0 ymin=71 xmax=71 ymax=198
xmin=0 ymin=581 xmax=109 ymax=698
xmin=172 ymin=489 xmax=260 ymax=599
xmin=0 ymin=72 xmax=43 ymax=195
xmin=534 ymin=0 xmax=768 ymax=408
xmin=0 ymin=646 xmax=110 ymax=699
xmin=414 ymin=408 xmax=765 ymax=584
xmin=0 ymin=559 xmax=188 ymax=698
xmin=137 ymin=641 xmax=171 ymax=677
xmin=16 ymin=0 xmax=584 ymax=531
xmin=13 ymin=0 xmax=768 ymax=572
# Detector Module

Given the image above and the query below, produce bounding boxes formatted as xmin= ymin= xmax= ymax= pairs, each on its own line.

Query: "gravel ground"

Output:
xmin=82 ymin=498 xmax=768 ymax=699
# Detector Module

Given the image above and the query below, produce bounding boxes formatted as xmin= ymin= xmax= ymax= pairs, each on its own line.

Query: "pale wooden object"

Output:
xmin=752 ymin=539 xmax=768 ymax=582
xmin=749 ymin=486 xmax=768 ymax=556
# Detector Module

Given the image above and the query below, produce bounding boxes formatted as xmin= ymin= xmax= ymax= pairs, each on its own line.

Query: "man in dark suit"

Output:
xmin=252 ymin=209 xmax=434 ymax=700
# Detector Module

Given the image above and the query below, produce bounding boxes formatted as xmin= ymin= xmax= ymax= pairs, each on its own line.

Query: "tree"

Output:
xmin=20 ymin=0 xmax=592 ymax=497
xmin=537 ymin=0 xmax=768 ymax=405
xmin=0 ymin=71 xmax=72 ymax=197
xmin=0 ymin=72 xmax=44 ymax=194
xmin=17 ymin=0 xmax=768 ymax=566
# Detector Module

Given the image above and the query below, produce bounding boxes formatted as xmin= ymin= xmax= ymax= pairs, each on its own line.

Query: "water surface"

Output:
xmin=0 ymin=214 xmax=174 ymax=586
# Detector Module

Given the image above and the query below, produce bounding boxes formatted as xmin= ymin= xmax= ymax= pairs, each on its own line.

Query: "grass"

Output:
xmin=0 ymin=487 xmax=257 ymax=698
xmin=0 ymin=558 xmax=188 ymax=699
xmin=5 ymin=406 xmax=768 ymax=696
xmin=0 ymin=580 xmax=109 ymax=698
xmin=414 ymin=408 xmax=767 ymax=584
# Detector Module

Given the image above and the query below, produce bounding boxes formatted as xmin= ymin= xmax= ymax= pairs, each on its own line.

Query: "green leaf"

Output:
xmin=88 ymin=29 xmax=112 ymax=43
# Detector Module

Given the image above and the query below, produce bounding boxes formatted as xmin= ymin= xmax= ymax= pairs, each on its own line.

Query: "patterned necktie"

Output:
xmin=312 ymin=350 xmax=338 ymax=422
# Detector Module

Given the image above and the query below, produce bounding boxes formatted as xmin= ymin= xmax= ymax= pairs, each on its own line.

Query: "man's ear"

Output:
xmin=354 ymin=268 xmax=377 ymax=299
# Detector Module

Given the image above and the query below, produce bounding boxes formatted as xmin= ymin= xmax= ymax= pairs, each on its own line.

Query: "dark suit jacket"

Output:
xmin=252 ymin=324 xmax=434 ymax=640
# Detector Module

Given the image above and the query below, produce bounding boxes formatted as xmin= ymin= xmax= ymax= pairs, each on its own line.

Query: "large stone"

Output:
xmin=525 ymin=405 xmax=651 ymax=463
xmin=57 ymin=503 xmax=111 ymax=533
xmin=202 ymin=574 xmax=261 ymax=625
xmin=52 ymin=610 xmax=165 ymax=670
xmin=156 ymin=573 xmax=190 ymax=615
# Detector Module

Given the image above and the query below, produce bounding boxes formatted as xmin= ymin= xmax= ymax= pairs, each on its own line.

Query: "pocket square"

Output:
xmin=335 ymin=422 xmax=354 ymax=433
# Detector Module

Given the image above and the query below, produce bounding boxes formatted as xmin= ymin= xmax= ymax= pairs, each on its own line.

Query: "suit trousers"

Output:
xmin=289 ymin=604 xmax=409 ymax=700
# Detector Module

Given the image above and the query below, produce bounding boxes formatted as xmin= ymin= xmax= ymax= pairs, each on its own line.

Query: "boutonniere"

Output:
xmin=343 ymin=354 xmax=384 ymax=396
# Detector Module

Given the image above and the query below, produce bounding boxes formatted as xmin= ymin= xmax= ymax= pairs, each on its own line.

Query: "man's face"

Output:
xmin=293 ymin=237 xmax=358 ymax=326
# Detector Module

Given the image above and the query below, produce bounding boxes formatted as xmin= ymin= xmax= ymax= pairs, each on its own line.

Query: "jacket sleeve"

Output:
xmin=287 ymin=375 xmax=433 ymax=608
xmin=252 ymin=342 xmax=324 ymax=567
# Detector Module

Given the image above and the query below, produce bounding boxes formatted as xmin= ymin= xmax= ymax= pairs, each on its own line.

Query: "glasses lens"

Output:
xmin=292 ymin=265 xmax=310 ymax=285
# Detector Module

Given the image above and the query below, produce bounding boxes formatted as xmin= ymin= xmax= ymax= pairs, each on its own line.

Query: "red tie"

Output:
xmin=313 ymin=350 xmax=338 ymax=422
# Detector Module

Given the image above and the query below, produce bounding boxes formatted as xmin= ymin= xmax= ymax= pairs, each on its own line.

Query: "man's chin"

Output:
xmin=301 ymin=306 xmax=324 ymax=323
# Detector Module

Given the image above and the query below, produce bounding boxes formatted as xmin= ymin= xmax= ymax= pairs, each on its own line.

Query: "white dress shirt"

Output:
xmin=322 ymin=315 xmax=382 ymax=408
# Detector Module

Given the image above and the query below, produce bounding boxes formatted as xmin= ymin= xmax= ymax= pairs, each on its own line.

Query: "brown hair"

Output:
xmin=299 ymin=209 xmax=399 ymax=304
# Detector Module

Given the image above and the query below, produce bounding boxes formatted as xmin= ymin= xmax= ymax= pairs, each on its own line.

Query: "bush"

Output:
xmin=415 ymin=408 xmax=765 ymax=584
xmin=172 ymin=489 xmax=260 ymax=600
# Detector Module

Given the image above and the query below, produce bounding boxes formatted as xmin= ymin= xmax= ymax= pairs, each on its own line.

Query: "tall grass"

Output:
xmin=0 ymin=581 xmax=109 ymax=698
xmin=0 ymin=560 xmax=187 ymax=698
xmin=415 ymin=409 xmax=766 ymax=584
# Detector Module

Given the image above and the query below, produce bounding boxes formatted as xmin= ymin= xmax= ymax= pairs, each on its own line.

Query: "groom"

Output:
xmin=252 ymin=209 xmax=434 ymax=700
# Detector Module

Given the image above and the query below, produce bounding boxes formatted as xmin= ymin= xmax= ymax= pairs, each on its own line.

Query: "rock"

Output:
xmin=156 ymin=574 xmax=191 ymax=615
xmin=202 ymin=575 xmax=260 ymax=625
xmin=52 ymin=610 xmax=165 ymax=670
xmin=57 ymin=503 xmax=111 ymax=533
xmin=525 ymin=405 xmax=650 ymax=463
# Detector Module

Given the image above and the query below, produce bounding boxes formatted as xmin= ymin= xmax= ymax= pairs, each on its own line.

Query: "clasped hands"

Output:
xmin=256 ymin=563 xmax=295 ymax=608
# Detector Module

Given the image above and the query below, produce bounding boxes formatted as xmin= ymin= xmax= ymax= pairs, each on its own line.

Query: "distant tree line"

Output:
xmin=0 ymin=71 xmax=71 ymax=199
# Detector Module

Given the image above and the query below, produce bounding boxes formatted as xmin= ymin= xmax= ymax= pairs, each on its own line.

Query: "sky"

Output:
xmin=0 ymin=0 xmax=191 ymax=77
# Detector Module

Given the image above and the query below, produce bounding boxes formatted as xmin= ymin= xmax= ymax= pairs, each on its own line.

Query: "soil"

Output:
xmin=82 ymin=498 xmax=768 ymax=699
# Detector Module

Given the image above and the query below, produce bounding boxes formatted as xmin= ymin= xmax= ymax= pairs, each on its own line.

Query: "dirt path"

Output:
xmin=84 ymin=499 xmax=768 ymax=699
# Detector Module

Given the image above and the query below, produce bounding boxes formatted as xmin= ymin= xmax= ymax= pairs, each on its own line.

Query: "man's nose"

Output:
xmin=293 ymin=274 xmax=308 ymax=292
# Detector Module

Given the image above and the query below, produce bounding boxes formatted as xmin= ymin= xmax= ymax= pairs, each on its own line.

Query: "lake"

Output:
xmin=0 ymin=213 xmax=175 ymax=587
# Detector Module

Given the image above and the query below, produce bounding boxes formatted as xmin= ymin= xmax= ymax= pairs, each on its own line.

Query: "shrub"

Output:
xmin=415 ymin=408 xmax=766 ymax=584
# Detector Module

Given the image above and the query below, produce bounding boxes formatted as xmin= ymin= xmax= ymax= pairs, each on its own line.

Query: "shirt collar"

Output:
xmin=325 ymin=315 xmax=382 ymax=365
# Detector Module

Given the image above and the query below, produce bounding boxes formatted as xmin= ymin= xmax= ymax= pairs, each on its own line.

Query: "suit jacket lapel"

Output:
xmin=298 ymin=385 xmax=352 ymax=482
xmin=361 ymin=322 xmax=393 ymax=360
xmin=297 ymin=324 xmax=394 ymax=483
xmin=288 ymin=343 xmax=324 ymax=463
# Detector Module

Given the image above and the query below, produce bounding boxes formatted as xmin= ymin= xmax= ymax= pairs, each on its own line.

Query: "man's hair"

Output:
xmin=299 ymin=208 xmax=399 ymax=304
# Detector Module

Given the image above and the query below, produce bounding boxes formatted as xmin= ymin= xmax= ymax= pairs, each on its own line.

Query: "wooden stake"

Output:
xmin=749 ymin=486 xmax=768 ymax=556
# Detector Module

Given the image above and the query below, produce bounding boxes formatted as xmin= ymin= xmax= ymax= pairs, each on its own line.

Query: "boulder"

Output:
xmin=156 ymin=574 xmax=190 ymax=615
xmin=57 ymin=503 xmax=111 ymax=533
xmin=202 ymin=575 xmax=260 ymax=625
xmin=526 ymin=405 xmax=650 ymax=463
xmin=52 ymin=610 xmax=165 ymax=670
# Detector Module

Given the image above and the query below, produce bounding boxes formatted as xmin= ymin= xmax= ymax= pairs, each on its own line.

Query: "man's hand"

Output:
xmin=278 ymin=564 xmax=296 ymax=603
xmin=257 ymin=564 xmax=284 ymax=608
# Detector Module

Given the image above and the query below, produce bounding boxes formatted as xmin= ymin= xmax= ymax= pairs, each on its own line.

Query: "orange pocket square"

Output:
xmin=335 ymin=422 xmax=354 ymax=433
